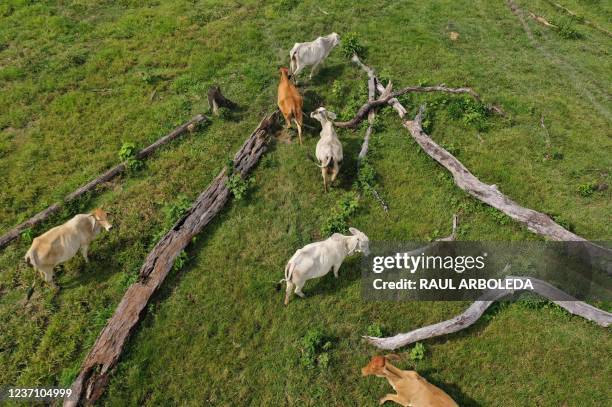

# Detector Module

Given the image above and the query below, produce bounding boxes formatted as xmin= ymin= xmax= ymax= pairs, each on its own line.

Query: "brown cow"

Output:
xmin=277 ymin=67 xmax=303 ymax=144
xmin=362 ymin=355 xmax=458 ymax=406
xmin=24 ymin=208 xmax=113 ymax=289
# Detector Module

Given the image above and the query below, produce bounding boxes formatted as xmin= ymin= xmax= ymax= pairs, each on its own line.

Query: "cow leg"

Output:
xmin=331 ymin=161 xmax=340 ymax=183
xmin=379 ymin=394 xmax=402 ymax=405
xmin=333 ymin=261 xmax=342 ymax=278
xmin=293 ymin=64 xmax=304 ymax=84
xmin=321 ymin=168 xmax=328 ymax=192
xmin=81 ymin=245 xmax=89 ymax=263
xmin=309 ymin=62 xmax=320 ymax=80
xmin=284 ymin=280 xmax=295 ymax=305
xmin=41 ymin=267 xmax=58 ymax=289
xmin=294 ymin=279 xmax=306 ymax=298
xmin=292 ymin=119 xmax=303 ymax=145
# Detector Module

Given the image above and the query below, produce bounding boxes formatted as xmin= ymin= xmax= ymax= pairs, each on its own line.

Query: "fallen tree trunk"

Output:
xmin=334 ymin=83 xmax=502 ymax=129
xmin=365 ymin=274 xmax=612 ymax=350
xmin=0 ymin=114 xmax=207 ymax=251
xmin=64 ymin=112 xmax=277 ymax=406
xmin=543 ymin=0 xmax=612 ymax=37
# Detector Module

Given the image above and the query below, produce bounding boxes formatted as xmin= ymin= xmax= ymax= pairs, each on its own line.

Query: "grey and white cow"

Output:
xmin=311 ymin=107 xmax=343 ymax=192
xmin=280 ymin=228 xmax=369 ymax=305
xmin=289 ymin=32 xmax=340 ymax=81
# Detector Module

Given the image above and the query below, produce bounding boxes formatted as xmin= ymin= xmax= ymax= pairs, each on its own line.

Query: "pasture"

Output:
xmin=0 ymin=0 xmax=610 ymax=405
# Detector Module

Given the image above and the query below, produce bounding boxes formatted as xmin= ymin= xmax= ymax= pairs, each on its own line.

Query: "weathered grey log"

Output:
xmin=64 ymin=112 xmax=277 ymax=406
xmin=365 ymin=273 xmax=612 ymax=350
xmin=543 ymin=0 xmax=612 ymax=37
xmin=0 ymin=114 xmax=207 ymax=251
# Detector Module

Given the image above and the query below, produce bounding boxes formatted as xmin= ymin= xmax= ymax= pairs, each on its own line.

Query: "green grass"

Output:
xmin=0 ymin=0 xmax=611 ymax=405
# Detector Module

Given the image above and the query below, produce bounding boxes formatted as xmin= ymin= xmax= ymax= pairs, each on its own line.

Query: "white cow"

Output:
xmin=24 ymin=208 xmax=113 ymax=288
xmin=311 ymin=107 xmax=343 ymax=192
xmin=280 ymin=228 xmax=370 ymax=305
xmin=289 ymin=32 xmax=340 ymax=81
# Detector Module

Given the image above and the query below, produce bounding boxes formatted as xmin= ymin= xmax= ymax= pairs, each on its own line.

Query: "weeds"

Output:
xmin=173 ymin=250 xmax=188 ymax=272
xmin=366 ymin=323 xmax=384 ymax=337
xmin=300 ymin=328 xmax=333 ymax=369
xmin=118 ymin=141 xmax=144 ymax=171
xmin=577 ymin=181 xmax=597 ymax=197
xmin=409 ymin=342 xmax=426 ymax=361
xmin=341 ymin=32 xmax=366 ymax=58
xmin=320 ymin=193 xmax=359 ymax=236
xmin=226 ymin=174 xmax=252 ymax=201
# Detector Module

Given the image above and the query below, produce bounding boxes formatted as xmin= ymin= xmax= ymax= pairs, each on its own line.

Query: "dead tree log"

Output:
xmin=543 ymin=0 xmax=612 ymax=37
xmin=64 ymin=112 xmax=277 ymax=407
xmin=0 ymin=114 xmax=207 ymax=252
xmin=365 ymin=273 xmax=612 ymax=350
xmin=207 ymin=86 xmax=237 ymax=115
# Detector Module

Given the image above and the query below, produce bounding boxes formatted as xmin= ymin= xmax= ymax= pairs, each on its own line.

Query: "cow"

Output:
xmin=280 ymin=228 xmax=369 ymax=305
xmin=311 ymin=107 xmax=342 ymax=192
xmin=289 ymin=32 xmax=340 ymax=82
xmin=277 ymin=67 xmax=304 ymax=144
xmin=362 ymin=355 xmax=458 ymax=406
xmin=24 ymin=208 xmax=113 ymax=289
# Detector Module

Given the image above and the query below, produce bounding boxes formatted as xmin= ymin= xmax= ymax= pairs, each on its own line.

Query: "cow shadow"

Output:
xmin=309 ymin=63 xmax=346 ymax=86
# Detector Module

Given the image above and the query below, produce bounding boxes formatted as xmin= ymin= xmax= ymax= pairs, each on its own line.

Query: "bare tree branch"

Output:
xmin=365 ymin=273 xmax=612 ymax=350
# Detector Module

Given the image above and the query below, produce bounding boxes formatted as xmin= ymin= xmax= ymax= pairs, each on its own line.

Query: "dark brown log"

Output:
xmin=365 ymin=273 xmax=612 ymax=350
xmin=64 ymin=112 xmax=277 ymax=406
xmin=0 ymin=114 xmax=207 ymax=252
xmin=207 ymin=85 xmax=237 ymax=115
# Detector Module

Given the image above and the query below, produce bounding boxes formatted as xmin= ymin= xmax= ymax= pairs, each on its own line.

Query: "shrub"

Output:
xmin=118 ymin=141 xmax=143 ymax=171
xmin=321 ymin=193 xmax=359 ymax=236
xmin=577 ymin=181 xmax=598 ymax=197
xmin=341 ymin=32 xmax=366 ymax=58
xmin=366 ymin=323 xmax=384 ymax=337
xmin=226 ymin=174 xmax=252 ymax=201
xmin=409 ymin=342 xmax=426 ymax=361
xmin=173 ymin=250 xmax=188 ymax=271
xmin=162 ymin=195 xmax=192 ymax=224
xmin=21 ymin=228 xmax=34 ymax=244
xmin=300 ymin=328 xmax=333 ymax=369
xmin=554 ymin=17 xmax=583 ymax=39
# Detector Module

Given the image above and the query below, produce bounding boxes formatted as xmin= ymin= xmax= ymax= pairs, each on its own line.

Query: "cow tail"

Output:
xmin=25 ymin=248 xmax=37 ymax=269
xmin=276 ymin=261 xmax=294 ymax=291
xmin=315 ymin=156 xmax=333 ymax=169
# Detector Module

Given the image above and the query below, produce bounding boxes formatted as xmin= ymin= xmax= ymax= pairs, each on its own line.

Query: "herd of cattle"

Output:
xmin=18 ymin=32 xmax=462 ymax=406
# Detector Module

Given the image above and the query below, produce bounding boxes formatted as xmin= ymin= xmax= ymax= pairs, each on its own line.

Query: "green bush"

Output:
xmin=341 ymin=32 xmax=366 ymax=58
xmin=118 ymin=141 xmax=143 ymax=171
xmin=409 ymin=342 xmax=426 ymax=361
xmin=366 ymin=323 xmax=384 ymax=337
xmin=226 ymin=174 xmax=252 ymax=201
xmin=577 ymin=181 xmax=597 ymax=197
xmin=554 ymin=17 xmax=583 ymax=40
xmin=173 ymin=250 xmax=188 ymax=271
xmin=300 ymin=328 xmax=333 ymax=369
xmin=321 ymin=193 xmax=359 ymax=236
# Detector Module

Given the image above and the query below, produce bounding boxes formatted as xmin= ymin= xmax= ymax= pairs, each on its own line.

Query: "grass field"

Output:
xmin=1 ymin=0 xmax=611 ymax=405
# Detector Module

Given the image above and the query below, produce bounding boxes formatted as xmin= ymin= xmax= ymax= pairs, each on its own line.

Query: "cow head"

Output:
xmin=361 ymin=354 xmax=400 ymax=377
xmin=92 ymin=208 xmax=113 ymax=232
xmin=329 ymin=32 xmax=340 ymax=46
xmin=279 ymin=67 xmax=290 ymax=77
xmin=310 ymin=107 xmax=337 ymax=124
xmin=348 ymin=227 xmax=370 ymax=256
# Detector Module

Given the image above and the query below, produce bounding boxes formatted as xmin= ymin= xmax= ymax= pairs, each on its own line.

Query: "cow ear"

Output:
xmin=348 ymin=227 xmax=359 ymax=236
xmin=326 ymin=111 xmax=337 ymax=120
xmin=89 ymin=214 xmax=97 ymax=233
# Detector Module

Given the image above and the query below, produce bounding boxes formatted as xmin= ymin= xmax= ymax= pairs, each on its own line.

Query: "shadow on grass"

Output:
xmin=416 ymin=370 xmax=483 ymax=407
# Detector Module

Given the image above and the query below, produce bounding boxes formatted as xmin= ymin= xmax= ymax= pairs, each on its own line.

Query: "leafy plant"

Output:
xmin=554 ymin=17 xmax=583 ymax=39
xmin=162 ymin=194 xmax=192 ymax=224
xmin=577 ymin=181 xmax=597 ymax=197
xmin=409 ymin=342 xmax=426 ymax=361
xmin=341 ymin=32 xmax=366 ymax=58
xmin=173 ymin=250 xmax=188 ymax=271
xmin=366 ymin=323 xmax=384 ymax=337
xmin=21 ymin=228 xmax=34 ymax=244
xmin=118 ymin=141 xmax=143 ymax=171
xmin=321 ymin=193 xmax=359 ymax=236
xmin=226 ymin=174 xmax=252 ymax=201
xmin=300 ymin=328 xmax=333 ymax=369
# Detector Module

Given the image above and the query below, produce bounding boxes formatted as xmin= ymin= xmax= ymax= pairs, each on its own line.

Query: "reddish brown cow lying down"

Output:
xmin=24 ymin=208 xmax=113 ymax=288
xmin=362 ymin=355 xmax=458 ymax=406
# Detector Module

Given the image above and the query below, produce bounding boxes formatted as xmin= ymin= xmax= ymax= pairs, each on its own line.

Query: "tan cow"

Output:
xmin=24 ymin=208 xmax=113 ymax=288
xmin=277 ymin=67 xmax=303 ymax=144
xmin=362 ymin=355 xmax=458 ymax=406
